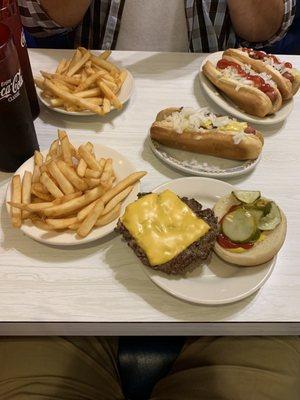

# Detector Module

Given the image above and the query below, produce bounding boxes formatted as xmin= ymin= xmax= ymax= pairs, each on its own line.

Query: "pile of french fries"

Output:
xmin=35 ymin=47 xmax=127 ymax=115
xmin=8 ymin=130 xmax=146 ymax=238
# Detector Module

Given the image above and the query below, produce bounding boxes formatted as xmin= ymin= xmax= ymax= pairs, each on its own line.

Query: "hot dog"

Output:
xmin=202 ymin=57 xmax=282 ymax=117
xmin=223 ymin=48 xmax=300 ymax=100
xmin=150 ymin=107 xmax=263 ymax=161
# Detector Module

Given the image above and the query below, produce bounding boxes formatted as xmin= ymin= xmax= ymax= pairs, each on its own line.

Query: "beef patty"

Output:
xmin=115 ymin=194 xmax=218 ymax=275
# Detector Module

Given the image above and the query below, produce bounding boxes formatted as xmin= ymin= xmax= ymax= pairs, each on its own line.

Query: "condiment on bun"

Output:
xmin=213 ymin=191 xmax=287 ymax=266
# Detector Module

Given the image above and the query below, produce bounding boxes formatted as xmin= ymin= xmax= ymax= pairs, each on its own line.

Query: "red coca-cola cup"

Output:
xmin=0 ymin=0 xmax=40 ymax=119
xmin=0 ymin=22 xmax=39 ymax=172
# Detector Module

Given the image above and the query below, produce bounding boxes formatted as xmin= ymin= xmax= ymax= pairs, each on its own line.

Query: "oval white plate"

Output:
xmin=140 ymin=177 xmax=275 ymax=305
xmin=199 ymin=51 xmax=294 ymax=125
xmin=149 ymin=136 xmax=261 ymax=178
xmin=6 ymin=142 xmax=140 ymax=246
xmin=37 ymin=69 xmax=134 ymax=116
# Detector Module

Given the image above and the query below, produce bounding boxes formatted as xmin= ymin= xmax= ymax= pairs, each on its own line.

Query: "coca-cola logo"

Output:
xmin=0 ymin=69 xmax=23 ymax=102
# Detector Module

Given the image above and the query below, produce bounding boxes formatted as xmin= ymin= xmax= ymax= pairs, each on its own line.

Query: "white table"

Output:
xmin=0 ymin=49 xmax=299 ymax=335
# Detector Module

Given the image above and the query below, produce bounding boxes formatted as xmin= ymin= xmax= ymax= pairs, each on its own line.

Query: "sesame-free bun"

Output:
xmin=213 ymin=194 xmax=287 ymax=266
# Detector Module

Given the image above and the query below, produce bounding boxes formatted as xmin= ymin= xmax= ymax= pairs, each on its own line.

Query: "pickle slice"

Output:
xmin=258 ymin=202 xmax=281 ymax=231
xmin=248 ymin=208 xmax=264 ymax=224
xmin=232 ymin=190 xmax=261 ymax=204
xmin=255 ymin=198 xmax=270 ymax=211
xmin=222 ymin=208 xmax=257 ymax=243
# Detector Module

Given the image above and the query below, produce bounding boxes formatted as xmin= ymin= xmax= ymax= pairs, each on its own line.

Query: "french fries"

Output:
xmin=35 ymin=47 xmax=127 ymax=115
xmin=7 ymin=130 xmax=147 ymax=239
xmin=11 ymin=175 xmax=22 ymax=228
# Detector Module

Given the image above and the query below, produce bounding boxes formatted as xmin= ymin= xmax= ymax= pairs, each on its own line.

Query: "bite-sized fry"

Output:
xmin=85 ymin=168 xmax=101 ymax=178
xmin=91 ymin=55 xmax=120 ymax=73
xmin=11 ymin=175 xmax=22 ymax=228
xmin=31 ymin=188 xmax=54 ymax=202
xmin=34 ymin=150 xmax=43 ymax=167
xmin=32 ymin=182 xmax=49 ymax=194
xmin=77 ymin=199 xmax=97 ymax=222
xmin=22 ymin=171 xmax=32 ymax=219
xmin=51 ymin=78 xmax=72 ymax=92
xmin=75 ymin=70 xmax=105 ymax=93
xmin=68 ymin=222 xmax=80 ymax=230
xmin=86 ymin=178 xmax=102 ymax=188
xmin=77 ymin=198 xmax=104 ymax=237
xmin=98 ymin=158 xmax=106 ymax=174
xmin=98 ymin=81 xmax=122 ymax=109
xmin=45 ymin=153 xmax=52 ymax=163
xmin=49 ymin=139 xmax=59 ymax=156
xmin=67 ymin=51 xmax=91 ymax=77
xmin=68 ymin=49 xmax=82 ymax=70
xmin=56 ymin=160 xmax=88 ymax=191
xmin=103 ymin=185 xmax=133 ymax=214
xmin=77 ymin=158 xmax=87 ymax=177
xmin=78 ymin=145 xmax=100 ymax=171
xmin=44 ymin=184 xmax=107 ymax=217
xmin=56 ymin=58 xmax=67 ymax=74
xmin=9 ymin=201 xmax=55 ymax=213
xmin=40 ymin=172 xmax=64 ymax=198
xmin=31 ymin=218 xmax=55 ymax=231
xmin=98 ymin=50 xmax=112 ymax=60
xmin=57 ymin=191 xmax=82 ymax=204
xmin=85 ymin=142 xmax=94 ymax=154
xmin=117 ymin=70 xmax=127 ymax=88
xmin=100 ymin=158 xmax=113 ymax=183
xmin=100 ymin=79 xmax=118 ymax=93
xmin=95 ymin=203 xmax=121 ymax=227
xmin=46 ymin=216 xmax=78 ymax=230
xmin=48 ymin=160 xmax=74 ymax=195
xmin=61 ymin=135 xmax=73 ymax=166
xmin=58 ymin=130 xmax=67 ymax=141
xmin=34 ymin=77 xmax=44 ymax=90
xmin=102 ymin=97 xmax=111 ymax=114
xmin=101 ymin=171 xmax=146 ymax=205
xmin=44 ymin=79 xmax=104 ymax=115
xmin=74 ymin=88 xmax=102 ymax=98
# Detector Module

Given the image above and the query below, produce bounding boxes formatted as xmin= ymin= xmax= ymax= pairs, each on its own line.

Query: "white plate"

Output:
xmin=149 ymin=136 xmax=261 ymax=178
xmin=199 ymin=51 xmax=294 ymax=125
xmin=6 ymin=143 xmax=140 ymax=246
xmin=140 ymin=177 xmax=275 ymax=305
xmin=36 ymin=69 xmax=134 ymax=116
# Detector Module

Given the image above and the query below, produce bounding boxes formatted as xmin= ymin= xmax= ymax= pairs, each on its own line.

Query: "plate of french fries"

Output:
xmin=34 ymin=47 xmax=134 ymax=116
xmin=6 ymin=130 xmax=146 ymax=245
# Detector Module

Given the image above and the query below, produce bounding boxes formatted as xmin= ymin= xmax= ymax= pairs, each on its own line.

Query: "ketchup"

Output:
xmin=242 ymin=48 xmax=294 ymax=82
xmin=217 ymin=234 xmax=254 ymax=249
xmin=216 ymin=59 xmax=276 ymax=101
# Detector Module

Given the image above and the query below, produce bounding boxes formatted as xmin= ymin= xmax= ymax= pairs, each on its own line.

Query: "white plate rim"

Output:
xmin=36 ymin=69 xmax=135 ymax=116
xmin=139 ymin=176 xmax=276 ymax=305
xmin=199 ymin=51 xmax=294 ymax=125
xmin=148 ymin=136 xmax=261 ymax=178
xmin=6 ymin=142 xmax=140 ymax=246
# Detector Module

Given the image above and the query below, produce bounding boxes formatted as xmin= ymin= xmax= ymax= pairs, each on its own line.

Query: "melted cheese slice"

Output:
xmin=121 ymin=190 xmax=210 ymax=266
xmin=219 ymin=122 xmax=248 ymax=132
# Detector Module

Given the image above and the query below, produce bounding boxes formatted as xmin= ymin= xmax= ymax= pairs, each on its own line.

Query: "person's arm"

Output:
xmin=227 ymin=0 xmax=285 ymax=43
xmin=39 ymin=0 xmax=92 ymax=28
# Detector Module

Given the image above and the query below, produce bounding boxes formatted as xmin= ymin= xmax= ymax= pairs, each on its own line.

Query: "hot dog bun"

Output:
xmin=150 ymin=107 xmax=263 ymax=161
xmin=213 ymin=194 xmax=287 ymax=266
xmin=202 ymin=60 xmax=282 ymax=117
xmin=223 ymin=48 xmax=297 ymax=100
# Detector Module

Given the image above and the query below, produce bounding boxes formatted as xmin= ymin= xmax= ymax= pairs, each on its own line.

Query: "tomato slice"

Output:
xmin=284 ymin=62 xmax=293 ymax=69
xmin=217 ymin=234 xmax=254 ymax=249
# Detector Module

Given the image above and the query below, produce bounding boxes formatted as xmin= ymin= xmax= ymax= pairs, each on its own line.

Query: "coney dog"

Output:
xmin=202 ymin=57 xmax=282 ymax=117
xmin=223 ymin=48 xmax=300 ymax=100
xmin=150 ymin=107 xmax=263 ymax=161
